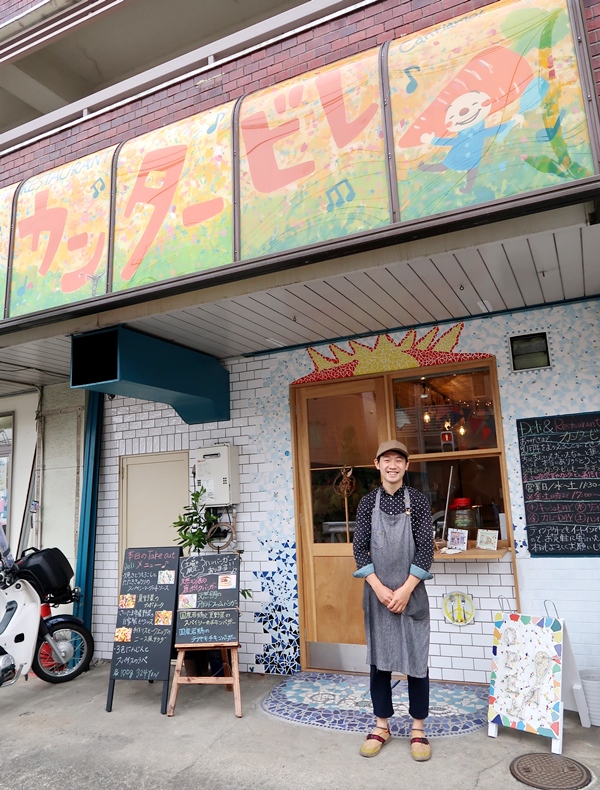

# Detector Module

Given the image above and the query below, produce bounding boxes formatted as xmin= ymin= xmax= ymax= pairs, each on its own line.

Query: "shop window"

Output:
xmin=392 ymin=365 xmax=506 ymax=546
xmin=300 ymin=364 xmax=509 ymax=549
xmin=0 ymin=414 xmax=13 ymax=539
xmin=405 ymin=456 xmax=505 ymax=540
xmin=509 ymin=332 xmax=550 ymax=371
xmin=393 ymin=368 xmax=497 ymax=455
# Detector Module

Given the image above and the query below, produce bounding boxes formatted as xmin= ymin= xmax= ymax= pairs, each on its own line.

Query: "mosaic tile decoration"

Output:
xmin=261 ymin=672 xmax=489 ymax=736
xmin=254 ymin=540 xmax=301 ymax=674
xmin=489 ymin=612 xmax=563 ymax=740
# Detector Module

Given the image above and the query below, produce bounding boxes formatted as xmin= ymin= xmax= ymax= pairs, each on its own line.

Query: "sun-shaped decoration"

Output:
xmin=292 ymin=323 xmax=491 ymax=384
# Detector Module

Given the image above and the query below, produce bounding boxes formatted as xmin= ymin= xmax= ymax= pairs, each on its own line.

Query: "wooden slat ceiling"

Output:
xmin=0 ymin=335 xmax=71 ymax=396
xmin=130 ymin=222 xmax=600 ymax=358
xmin=0 ymin=220 xmax=599 ymax=397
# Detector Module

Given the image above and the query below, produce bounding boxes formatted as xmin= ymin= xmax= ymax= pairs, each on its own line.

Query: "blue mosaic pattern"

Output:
xmin=261 ymin=672 xmax=489 ymax=736
xmin=251 ymin=358 xmax=301 ymax=674
xmin=254 ymin=540 xmax=300 ymax=674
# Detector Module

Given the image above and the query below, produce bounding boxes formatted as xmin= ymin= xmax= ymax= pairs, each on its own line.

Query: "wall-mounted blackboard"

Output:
xmin=175 ymin=553 xmax=240 ymax=645
xmin=517 ymin=412 xmax=600 ymax=556
xmin=110 ymin=547 xmax=181 ymax=682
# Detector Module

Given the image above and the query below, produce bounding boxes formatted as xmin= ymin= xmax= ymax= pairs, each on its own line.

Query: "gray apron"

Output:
xmin=363 ymin=488 xmax=430 ymax=677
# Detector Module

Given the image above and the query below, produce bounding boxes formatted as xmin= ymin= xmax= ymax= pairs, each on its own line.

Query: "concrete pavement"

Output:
xmin=0 ymin=661 xmax=598 ymax=790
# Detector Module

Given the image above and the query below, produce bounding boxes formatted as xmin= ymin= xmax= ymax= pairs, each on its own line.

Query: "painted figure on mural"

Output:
xmin=399 ymin=46 xmax=549 ymax=193
xmin=353 ymin=440 xmax=434 ymax=761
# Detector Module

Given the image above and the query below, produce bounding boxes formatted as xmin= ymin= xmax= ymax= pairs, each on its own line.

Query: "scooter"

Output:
xmin=0 ymin=528 xmax=94 ymax=687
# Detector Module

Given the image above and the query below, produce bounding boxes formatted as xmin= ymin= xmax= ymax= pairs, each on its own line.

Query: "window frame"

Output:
xmin=384 ymin=357 xmax=512 ymax=550
xmin=0 ymin=412 xmax=15 ymax=544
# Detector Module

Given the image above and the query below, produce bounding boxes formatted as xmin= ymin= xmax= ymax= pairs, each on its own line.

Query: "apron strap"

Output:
xmin=404 ymin=487 xmax=411 ymax=516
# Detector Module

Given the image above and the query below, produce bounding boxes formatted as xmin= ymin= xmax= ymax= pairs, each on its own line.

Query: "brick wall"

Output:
xmin=0 ymin=0 xmax=50 ymax=26
xmin=2 ymin=0 xmax=600 ymax=188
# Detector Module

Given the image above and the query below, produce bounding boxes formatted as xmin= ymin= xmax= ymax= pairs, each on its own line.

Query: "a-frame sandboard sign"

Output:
xmin=106 ymin=546 xmax=181 ymax=714
xmin=488 ymin=612 xmax=591 ymax=755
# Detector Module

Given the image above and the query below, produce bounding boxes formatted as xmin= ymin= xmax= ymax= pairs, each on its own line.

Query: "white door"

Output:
xmin=119 ymin=452 xmax=189 ymax=565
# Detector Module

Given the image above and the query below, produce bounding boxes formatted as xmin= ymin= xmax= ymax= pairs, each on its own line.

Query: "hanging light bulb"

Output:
xmin=458 ymin=424 xmax=466 ymax=436
xmin=424 ymin=411 xmax=431 ymax=424
xmin=444 ymin=421 xmax=451 ymax=430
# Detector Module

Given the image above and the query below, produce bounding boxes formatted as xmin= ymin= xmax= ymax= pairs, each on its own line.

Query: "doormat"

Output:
xmin=509 ymin=754 xmax=592 ymax=789
xmin=260 ymin=671 xmax=488 ymax=736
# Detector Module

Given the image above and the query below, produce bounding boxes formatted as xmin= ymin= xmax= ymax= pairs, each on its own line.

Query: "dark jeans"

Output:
xmin=370 ymin=665 xmax=429 ymax=720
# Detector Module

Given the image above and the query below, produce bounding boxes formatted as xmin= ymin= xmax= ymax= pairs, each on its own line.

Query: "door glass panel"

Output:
xmin=307 ymin=390 xmax=380 ymax=543
xmin=393 ymin=369 xmax=497 ymax=454
xmin=405 ymin=456 xmax=504 ymax=540
xmin=307 ymin=392 xmax=379 ymax=467
xmin=311 ymin=467 xmax=380 ymax=543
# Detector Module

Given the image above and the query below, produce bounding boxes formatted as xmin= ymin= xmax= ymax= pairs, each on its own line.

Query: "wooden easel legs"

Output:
xmin=167 ymin=644 xmax=242 ymax=718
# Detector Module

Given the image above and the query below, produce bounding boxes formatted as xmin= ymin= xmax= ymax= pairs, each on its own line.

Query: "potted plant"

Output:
xmin=172 ymin=487 xmax=219 ymax=553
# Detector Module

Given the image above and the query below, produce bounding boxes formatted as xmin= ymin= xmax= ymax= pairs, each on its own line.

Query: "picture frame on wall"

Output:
xmin=446 ymin=528 xmax=469 ymax=551
xmin=476 ymin=529 xmax=499 ymax=551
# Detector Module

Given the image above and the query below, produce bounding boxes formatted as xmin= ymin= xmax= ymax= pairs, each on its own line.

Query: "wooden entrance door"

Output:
xmin=294 ymin=378 xmax=387 ymax=669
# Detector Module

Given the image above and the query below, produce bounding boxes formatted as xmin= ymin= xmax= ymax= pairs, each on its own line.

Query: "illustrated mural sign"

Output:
xmin=112 ymin=103 xmax=234 ymax=291
xmin=0 ymin=0 xmax=596 ymax=319
xmin=488 ymin=611 xmax=565 ymax=753
xmin=390 ymin=0 xmax=593 ymax=218
xmin=0 ymin=183 xmax=18 ymax=317
xmin=10 ymin=147 xmax=115 ymax=316
xmin=239 ymin=50 xmax=390 ymax=259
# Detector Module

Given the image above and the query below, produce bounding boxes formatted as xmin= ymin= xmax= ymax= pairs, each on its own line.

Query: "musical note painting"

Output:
xmin=112 ymin=102 xmax=234 ymax=291
xmin=9 ymin=146 xmax=116 ymax=316
xmin=389 ymin=0 xmax=594 ymax=220
xmin=2 ymin=0 xmax=597 ymax=313
xmin=239 ymin=49 xmax=390 ymax=259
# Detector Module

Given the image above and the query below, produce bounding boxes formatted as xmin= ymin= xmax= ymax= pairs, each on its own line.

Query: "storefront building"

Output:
xmin=0 ymin=0 xmax=599 ymax=682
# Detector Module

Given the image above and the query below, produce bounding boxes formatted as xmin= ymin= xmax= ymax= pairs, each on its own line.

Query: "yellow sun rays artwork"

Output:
xmin=292 ymin=323 xmax=491 ymax=384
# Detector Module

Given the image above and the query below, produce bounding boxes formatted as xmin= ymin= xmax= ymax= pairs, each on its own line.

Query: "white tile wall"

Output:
xmin=516 ymin=556 xmax=600 ymax=672
xmin=428 ymin=555 xmax=515 ymax=683
xmin=92 ymin=388 xmax=516 ymax=681
xmin=91 ymin=299 xmax=600 ymax=680
xmin=92 ymin=355 xmax=279 ymax=673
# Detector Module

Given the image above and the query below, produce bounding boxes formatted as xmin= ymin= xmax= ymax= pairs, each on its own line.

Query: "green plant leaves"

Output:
xmin=172 ymin=487 xmax=219 ymax=551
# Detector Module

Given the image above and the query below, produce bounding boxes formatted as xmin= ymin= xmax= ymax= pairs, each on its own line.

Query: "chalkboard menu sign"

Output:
xmin=517 ymin=412 xmax=600 ymax=556
xmin=175 ymin=553 xmax=240 ymax=645
xmin=110 ymin=546 xmax=181 ymax=682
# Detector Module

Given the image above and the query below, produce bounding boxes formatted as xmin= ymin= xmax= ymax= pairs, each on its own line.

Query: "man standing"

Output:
xmin=353 ymin=440 xmax=434 ymax=761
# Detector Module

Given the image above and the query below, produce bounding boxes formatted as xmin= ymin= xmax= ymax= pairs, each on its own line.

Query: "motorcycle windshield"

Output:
xmin=0 ymin=526 xmax=14 ymax=569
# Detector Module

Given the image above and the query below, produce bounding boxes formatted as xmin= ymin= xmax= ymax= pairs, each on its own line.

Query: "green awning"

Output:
xmin=70 ymin=326 xmax=230 ymax=424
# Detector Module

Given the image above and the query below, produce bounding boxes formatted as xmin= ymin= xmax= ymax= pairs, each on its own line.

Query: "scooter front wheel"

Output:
xmin=32 ymin=618 xmax=94 ymax=683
